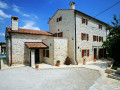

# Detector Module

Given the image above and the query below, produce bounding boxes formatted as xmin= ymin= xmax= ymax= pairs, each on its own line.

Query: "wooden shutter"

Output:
xmin=101 ymin=25 xmax=102 ymax=29
xmin=86 ymin=19 xmax=88 ymax=25
xmin=54 ymin=33 xmax=57 ymax=37
xmin=99 ymin=25 xmax=100 ymax=29
xmin=82 ymin=18 xmax=84 ymax=23
xmin=87 ymin=49 xmax=89 ymax=56
xmin=87 ymin=34 xmax=89 ymax=41
xmin=60 ymin=32 xmax=63 ymax=37
xmin=43 ymin=50 xmax=45 ymax=57
xmin=102 ymin=37 xmax=103 ymax=42
xmin=82 ymin=50 xmax=84 ymax=57
xmin=99 ymin=36 xmax=101 ymax=42
xmin=93 ymin=35 xmax=95 ymax=41
xmin=97 ymin=36 xmax=98 ymax=42
xmin=81 ymin=33 xmax=84 ymax=40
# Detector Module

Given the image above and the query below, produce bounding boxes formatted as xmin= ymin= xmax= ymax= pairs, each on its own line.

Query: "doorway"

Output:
xmin=94 ymin=48 xmax=97 ymax=59
xmin=35 ymin=49 xmax=39 ymax=63
xmin=99 ymin=49 xmax=103 ymax=59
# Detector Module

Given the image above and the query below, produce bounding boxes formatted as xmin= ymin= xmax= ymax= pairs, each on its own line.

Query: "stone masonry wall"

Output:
xmin=76 ymin=13 xmax=107 ymax=63
xmin=11 ymin=33 xmax=51 ymax=65
xmin=49 ymin=10 xmax=75 ymax=61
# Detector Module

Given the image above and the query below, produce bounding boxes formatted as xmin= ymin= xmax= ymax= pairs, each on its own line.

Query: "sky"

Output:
xmin=0 ymin=0 xmax=120 ymax=42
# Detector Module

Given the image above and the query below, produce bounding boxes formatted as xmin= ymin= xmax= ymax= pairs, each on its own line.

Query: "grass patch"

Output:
xmin=0 ymin=57 xmax=6 ymax=60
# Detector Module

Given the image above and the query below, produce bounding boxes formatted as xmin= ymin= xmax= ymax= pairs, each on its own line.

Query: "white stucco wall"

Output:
xmin=49 ymin=10 xmax=75 ymax=61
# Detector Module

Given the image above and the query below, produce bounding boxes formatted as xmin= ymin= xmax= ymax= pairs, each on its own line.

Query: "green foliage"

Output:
xmin=103 ymin=15 xmax=120 ymax=65
xmin=0 ymin=42 xmax=5 ymax=46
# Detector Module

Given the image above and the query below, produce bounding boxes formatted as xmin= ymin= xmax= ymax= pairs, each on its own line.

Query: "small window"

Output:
xmin=43 ymin=50 xmax=45 ymax=57
xmin=57 ymin=16 xmax=62 ymax=22
xmin=99 ymin=25 xmax=102 ymax=29
xmin=83 ymin=34 xmax=87 ymax=40
xmin=82 ymin=17 xmax=88 ymax=25
xmin=46 ymin=50 xmax=49 ymax=58
xmin=82 ymin=49 xmax=89 ymax=57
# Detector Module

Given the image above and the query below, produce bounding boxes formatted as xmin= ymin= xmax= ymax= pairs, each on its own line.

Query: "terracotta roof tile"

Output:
xmin=25 ymin=42 xmax=48 ymax=49
xmin=1 ymin=45 xmax=6 ymax=48
xmin=6 ymin=27 xmax=53 ymax=36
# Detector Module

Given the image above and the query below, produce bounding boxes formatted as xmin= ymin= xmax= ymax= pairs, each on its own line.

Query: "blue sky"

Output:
xmin=0 ymin=0 xmax=120 ymax=42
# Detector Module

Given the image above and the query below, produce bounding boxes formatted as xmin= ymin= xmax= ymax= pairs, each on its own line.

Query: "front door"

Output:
xmin=99 ymin=49 xmax=103 ymax=59
xmin=94 ymin=48 xmax=97 ymax=59
xmin=35 ymin=49 xmax=39 ymax=63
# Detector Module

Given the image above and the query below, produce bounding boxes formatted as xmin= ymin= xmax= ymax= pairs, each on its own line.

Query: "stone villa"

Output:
xmin=5 ymin=2 xmax=108 ymax=67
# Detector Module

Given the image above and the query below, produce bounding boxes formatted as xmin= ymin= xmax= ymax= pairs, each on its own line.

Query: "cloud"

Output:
xmin=0 ymin=9 xmax=11 ymax=18
xmin=21 ymin=21 xmax=40 ymax=30
xmin=0 ymin=33 xmax=5 ymax=36
xmin=13 ymin=4 xmax=20 ymax=13
xmin=23 ymin=14 xmax=30 ymax=17
xmin=0 ymin=0 xmax=8 ymax=9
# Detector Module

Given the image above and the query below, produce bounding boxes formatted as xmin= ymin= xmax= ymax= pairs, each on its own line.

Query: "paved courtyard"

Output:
xmin=0 ymin=60 xmax=120 ymax=90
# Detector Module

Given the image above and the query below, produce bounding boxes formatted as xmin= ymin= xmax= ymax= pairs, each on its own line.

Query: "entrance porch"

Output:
xmin=25 ymin=42 xmax=49 ymax=67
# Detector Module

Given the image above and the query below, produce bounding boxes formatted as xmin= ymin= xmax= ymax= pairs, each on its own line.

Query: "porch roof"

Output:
xmin=25 ymin=42 xmax=48 ymax=49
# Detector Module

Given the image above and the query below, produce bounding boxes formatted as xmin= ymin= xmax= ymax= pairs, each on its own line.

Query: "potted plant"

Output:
xmin=83 ymin=58 xmax=86 ymax=65
xmin=56 ymin=60 xmax=60 ymax=66
xmin=94 ymin=58 xmax=96 ymax=62
xmin=65 ymin=56 xmax=71 ymax=65
xmin=35 ymin=64 xmax=39 ymax=69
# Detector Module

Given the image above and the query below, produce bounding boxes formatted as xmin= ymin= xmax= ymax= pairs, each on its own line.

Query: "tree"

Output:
xmin=103 ymin=15 xmax=120 ymax=66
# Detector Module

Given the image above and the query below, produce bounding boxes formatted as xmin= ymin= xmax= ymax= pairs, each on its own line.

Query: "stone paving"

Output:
xmin=0 ymin=60 xmax=120 ymax=90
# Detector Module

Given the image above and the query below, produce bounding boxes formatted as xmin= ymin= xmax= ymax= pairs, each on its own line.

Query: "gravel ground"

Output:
xmin=0 ymin=67 xmax=100 ymax=90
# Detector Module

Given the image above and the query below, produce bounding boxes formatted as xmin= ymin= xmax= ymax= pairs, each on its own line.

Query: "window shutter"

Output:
xmin=97 ymin=36 xmax=98 ymax=42
xmin=87 ymin=34 xmax=89 ymax=41
xmin=99 ymin=25 xmax=100 ymax=29
xmin=60 ymin=32 xmax=63 ymax=37
xmin=81 ymin=33 xmax=84 ymax=40
xmin=102 ymin=37 xmax=103 ymax=42
xmin=54 ymin=33 xmax=57 ymax=37
xmin=86 ymin=19 xmax=88 ymax=25
xmin=101 ymin=25 xmax=102 ymax=30
xmin=82 ymin=18 xmax=84 ymax=23
xmin=87 ymin=49 xmax=89 ymax=56
xmin=99 ymin=36 xmax=101 ymax=42
xmin=93 ymin=35 xmax=94 ymax=41
xmin=82 ymin=50 xmax=84 ymax=57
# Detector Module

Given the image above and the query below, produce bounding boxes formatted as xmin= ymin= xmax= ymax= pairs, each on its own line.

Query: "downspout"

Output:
xmin=10 ymin=34 xmax=12 ymax=66
xmin=74 ymin=10 xmax=78 ymax=65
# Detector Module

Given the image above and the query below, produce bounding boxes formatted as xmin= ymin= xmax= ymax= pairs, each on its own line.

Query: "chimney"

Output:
xmin=11 ymin=16 xmax=18 ymax=31
xmin=70 ymin=2 xmax=75 ymax=9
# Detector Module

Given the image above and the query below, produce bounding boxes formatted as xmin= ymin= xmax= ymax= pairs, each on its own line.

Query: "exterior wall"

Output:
xmin=75 ymin=12 xmax=107 ymax=63
xmin=43 ymin=38 xmax=54 ymax=65
xmin=10 ymin=33 xmax=51 ymax=65
xmin=6 ymin=37 xmax=11 ymax=65
xmin=54 ymin=38 xmax=68 ymax=65
xmin=49 ymin=10 xmax=75 ymax=61
xmin=43 ymin=38 xmax=68 ymax=65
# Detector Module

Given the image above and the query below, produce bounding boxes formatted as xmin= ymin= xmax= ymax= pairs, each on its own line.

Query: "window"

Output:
xmin=82 ymin=49 xmax=89 ymax=57
xmin=57 ymin=16 xmax=62 ymax=22
xmin=43 ymin=50 xmax=45 ymax=57
xmin=82 ymin=17 xmax=88 ymax=25
xmin=99 ymin=24 xmax=102 ymax=29
xmin=46 ymin=50 xmax=49 ymax=58
xmin=99 ymin=36 xmax=103 ymax=42
xmin=54 ymin=32 xmax=63 ymax=37
xmin=43 ymin=50 xmax=49 ymax=58
xmin=93 ymin=35 xmax=98 ymax=42
xmin=81 ymin=33 xmax=89 ymax=41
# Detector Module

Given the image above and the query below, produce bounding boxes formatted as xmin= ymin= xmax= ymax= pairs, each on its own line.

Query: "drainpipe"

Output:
xmin=10 ymin=34 xmax=12 ymax=66
xmin=74 ymin=10 xmax=78 ymax=65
